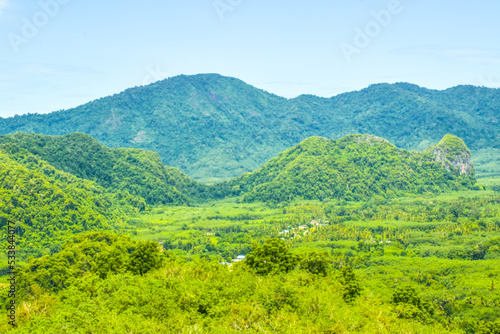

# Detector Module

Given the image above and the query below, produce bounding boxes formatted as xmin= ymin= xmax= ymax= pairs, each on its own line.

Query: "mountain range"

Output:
xmin=1 ymin=74 xmax=498 ymax=182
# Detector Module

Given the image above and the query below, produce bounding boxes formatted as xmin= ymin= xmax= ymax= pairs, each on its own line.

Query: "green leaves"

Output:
xmin=300 ymin=251 xmax=330 ymax=276
xmin=392 ymin=286 xmax=436 ymax=321
xmin=12 ymin=232 xmax=165 ymax=303
xmin=2 ymin=225 xmax=498 ymax=333
xmin=339 ymin=265 xmax=362 ymax=303
xmin=0 ymin=148 xmax=115 ymax=252
xmin=127 ymin=241 xmax=165 ymax=276
xmin=0 ymin=132 xmax=212 ymax=206
xmin=94 ymin=247 xmax=128 ymax=279
xmin=245 ymin=238 xmax=298 ymax=275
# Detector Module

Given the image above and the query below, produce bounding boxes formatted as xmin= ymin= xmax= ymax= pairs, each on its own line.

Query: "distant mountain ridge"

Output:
xmin=1 ymin=74 xmax=498 ymax=182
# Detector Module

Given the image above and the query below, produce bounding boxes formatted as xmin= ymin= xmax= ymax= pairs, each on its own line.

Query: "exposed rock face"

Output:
xmin=355 ymin=134 xmax=390 ymax=145
xmin=432 ymin=135 xmax=474 ymax=176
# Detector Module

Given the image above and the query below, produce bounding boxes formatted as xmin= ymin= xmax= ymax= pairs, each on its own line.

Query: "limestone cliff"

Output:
xmin=431 ymin=135 xmax=474 ymax=176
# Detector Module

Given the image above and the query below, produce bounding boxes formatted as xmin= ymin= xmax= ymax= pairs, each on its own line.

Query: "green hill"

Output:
xmin=0 ymin=133 xmax=222 ymax=259
xmin=0 ymin=133 xmax=212 ymax=206
xmin=0 ymin=146 xmax=130 ymax=255
xmin=0 ymin=74 xmax=498 ymax=182
xmin=226 ymin=134 xmax=478 ymax=203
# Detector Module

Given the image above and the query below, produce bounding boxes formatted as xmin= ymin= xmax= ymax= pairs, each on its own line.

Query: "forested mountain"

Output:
xmin=0 ymin=132 xmax=214 ymax=205
xmin=226 ymin=134 xmax=478 ymax=202
xmin=0 ymin=74 xmax=289 ymax=183
xmin=0 ymin=74 xmax=498 ymax=182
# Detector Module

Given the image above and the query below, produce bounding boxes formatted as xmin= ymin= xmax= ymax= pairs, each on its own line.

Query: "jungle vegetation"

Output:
xmin=0 ymin=130 xmax=498 ymax=333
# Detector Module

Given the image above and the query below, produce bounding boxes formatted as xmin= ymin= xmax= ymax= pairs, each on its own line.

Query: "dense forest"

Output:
xmin=1 ymin=191 xmax=499 ymax=333
xmin=1 ymin=129 xmax=498 ymax=332
xmin=0 ymin=142 xmax=168 ymax=262
xmin=0 ymin=74 xmax=499 ymax=182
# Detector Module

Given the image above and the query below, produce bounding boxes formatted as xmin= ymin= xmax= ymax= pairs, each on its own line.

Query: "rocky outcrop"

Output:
xmin=355 ymin=134 xmax=390 ymax=145
xmin=432 ymin=135 xmax=474 ymax=176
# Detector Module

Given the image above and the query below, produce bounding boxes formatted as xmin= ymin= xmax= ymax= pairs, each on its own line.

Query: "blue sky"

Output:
xmin=1 ymin=0 xmax=499 ymax=117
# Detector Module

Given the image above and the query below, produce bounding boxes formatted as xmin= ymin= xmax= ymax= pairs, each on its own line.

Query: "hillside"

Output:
xmin=0 ymin=133 xmax=213 ymax=205
xmin=0 ymin=146 xmax=128 ymax=255
xmin=0 ymin=74 xmax=498 ymax=182
xmin=2 ymin=192 xmax=499 ymax=333
xmin=225 ymin=134 xmax=478 ymax=202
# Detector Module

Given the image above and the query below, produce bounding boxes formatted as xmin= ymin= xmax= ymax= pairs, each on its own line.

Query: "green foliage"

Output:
xmin=245 ymin=238 xmax=298 ymax=275
xmin=0 ymin=132 xmax=213 ymax=205
xmin=0 ymin=236 xmax=460 ymax=333
xmin=436 ymin=135 xmax=471 ymax=158
xmin=392 ymin=286 xmax=436 ymax=321
xmin=127 ymin=241 xmax=165 ymax=276
xmin=300 ymin=251 xmax=330 ymax=276
xmin=1 ymin=186 xmax=499 ymax=333
xmin=94 ymin=247 xmax=130 ymax=279
xmin=340 ymin=265 xmax=362 ymax=303
xmin=8 ymin=232 xmax=168 ymax=303
xmin=472 ymin=148 xmax=500 ymax=178
xmin=1 ymin=75 xmax=498 ymax=181
xmin=477 ymin=319 xmax=500 ymax=334
xmin=0 ymin=148 xmax=124 ymax=253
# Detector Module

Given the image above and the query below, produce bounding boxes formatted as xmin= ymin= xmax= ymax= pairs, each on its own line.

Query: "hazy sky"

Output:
xmin=1 ymin=0 xmax=499 ymax=117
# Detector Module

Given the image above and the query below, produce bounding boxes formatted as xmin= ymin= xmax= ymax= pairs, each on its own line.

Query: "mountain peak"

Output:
xmin=432 ymin=135 xmax=473 ymax=176
xmin=155 ymin=73 xmax=250 ymax=88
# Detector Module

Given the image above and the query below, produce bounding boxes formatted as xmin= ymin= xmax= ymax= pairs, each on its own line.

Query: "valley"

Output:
xmin=0 ymin=127 xmax=499 ymax=332
xmin=3 ymin=0 xmax=498 ymax=331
